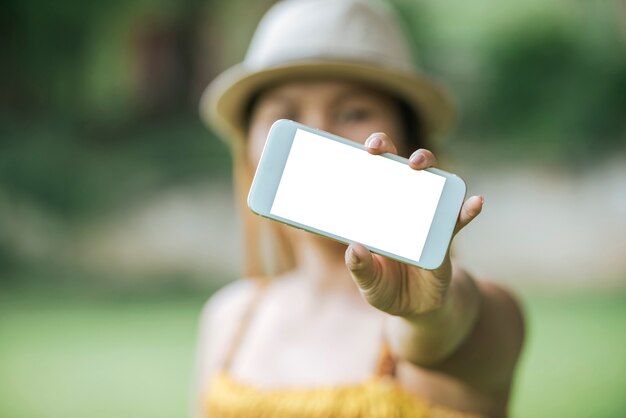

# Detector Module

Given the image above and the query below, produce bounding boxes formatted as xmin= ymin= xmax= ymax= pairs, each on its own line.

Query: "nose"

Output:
xmin=299 ymin=110 xmax=332 ymax=133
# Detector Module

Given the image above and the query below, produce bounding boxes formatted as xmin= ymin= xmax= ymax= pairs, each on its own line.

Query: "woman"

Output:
xmin=195 ymin=0 xmax=525 ymax=417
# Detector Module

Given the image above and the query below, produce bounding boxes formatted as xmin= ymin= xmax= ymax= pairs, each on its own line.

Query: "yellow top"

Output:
xmin=205 ymin=372 xmax=485 ymax=418
xmin=204 ymin=279 xmax=486 ymax=418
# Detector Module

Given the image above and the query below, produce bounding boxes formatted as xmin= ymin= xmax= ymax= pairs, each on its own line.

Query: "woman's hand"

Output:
xmin=344 ymin=133 xmax=484 ymax=318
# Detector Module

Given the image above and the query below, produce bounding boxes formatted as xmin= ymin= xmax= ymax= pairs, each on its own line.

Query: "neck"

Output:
xmin=286 ymin=230 xmax=362 ymax=299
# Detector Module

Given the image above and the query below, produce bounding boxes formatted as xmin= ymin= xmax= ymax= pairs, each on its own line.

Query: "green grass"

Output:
xmin=512 ymin=291 xmax=626 ymax=418
xmin=0 ymin=294 xmax=207 ymax=418
xmin=0 ymin=289 xmax=624 ymax=417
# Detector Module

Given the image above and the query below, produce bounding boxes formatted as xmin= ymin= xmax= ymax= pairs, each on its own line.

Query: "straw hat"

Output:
xmin=200 ymin=0 xmax=455 ymax=143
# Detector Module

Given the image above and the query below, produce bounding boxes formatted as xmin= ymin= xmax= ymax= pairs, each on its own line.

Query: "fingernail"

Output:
xmin=367 ymin=136 xmax=382 ymax=150
xmin=410 ymin=152 xmax=425 ymax=165
xmin=347 ymin=247 xmax=361 ymax=267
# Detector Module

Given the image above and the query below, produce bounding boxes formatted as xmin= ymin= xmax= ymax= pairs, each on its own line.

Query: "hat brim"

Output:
xmin=201 ymin=60 xmax=456 ymax=143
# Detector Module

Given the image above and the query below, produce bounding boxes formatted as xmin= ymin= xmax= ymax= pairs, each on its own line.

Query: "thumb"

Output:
xmin=345 ymin=243 xmax=381 ymax=291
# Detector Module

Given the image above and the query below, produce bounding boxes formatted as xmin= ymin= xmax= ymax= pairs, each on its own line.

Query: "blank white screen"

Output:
xmin=270 ymin=129 xmax=446 ymax=262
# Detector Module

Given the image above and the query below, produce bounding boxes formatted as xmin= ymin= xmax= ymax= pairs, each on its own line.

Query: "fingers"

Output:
xmin=364 ymin=133 xmax=478 ymax=238
xmin=365 ymin=133 xmax=398 ymax=155
xmin=345 ymin=243 xmax=381 ymax=291
xmin=454 ymin=195 xmax=484 ymax=236
xmin=364 ymin=133 xmax=438 ymax=173
xmin=408 ymin=148 xmax=438 ymax=170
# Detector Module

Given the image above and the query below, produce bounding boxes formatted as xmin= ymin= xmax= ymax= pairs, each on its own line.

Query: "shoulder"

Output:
xmin=193 ymin=278 xmax=262 ymax=418
xmin=470 ymin=279 xmax=526 ymax=394
xmin=200 ymin=278 xmax=262 ymax=326
xmin=477 ymin=280 xmax=526 ymax=342
xmin=195 ymin=278 xmax=265 ymax=380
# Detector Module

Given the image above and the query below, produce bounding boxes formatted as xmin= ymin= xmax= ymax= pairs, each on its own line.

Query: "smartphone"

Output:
xmin=247 ymin=119 xmax=466 ymax=270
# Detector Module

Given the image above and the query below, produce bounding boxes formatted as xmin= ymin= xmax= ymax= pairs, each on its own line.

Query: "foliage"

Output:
xmin=1 ymin=0 xmax=624 ymax=280
xmin=469 ymin=15 xmax=626 ymax=160
xmin=0 ymin=117 xmax=230 ymax=221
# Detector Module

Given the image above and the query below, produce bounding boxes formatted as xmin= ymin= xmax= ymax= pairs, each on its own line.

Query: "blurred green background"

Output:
xmin=1 ymin=0 xmax=625 ymax=417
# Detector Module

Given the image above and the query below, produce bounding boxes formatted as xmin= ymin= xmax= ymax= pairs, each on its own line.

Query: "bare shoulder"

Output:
xmin=195 ymin=278 xmax=264 ymax=382
xmin=452 ymin=278 xmax=526 ymax=394
xmin=477 ymin=280 xmax=526 ymax=345
xmin=201 ymin=278 xmax=262 ymax=326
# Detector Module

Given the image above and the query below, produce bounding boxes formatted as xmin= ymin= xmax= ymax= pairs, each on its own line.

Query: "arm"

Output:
xmin=387 ymin=269 xmax=525 ymax=394
xmin=386 ymin=265 xmax=482 ymax=367
xmin=345 ymin=133 xmax=525 ymax=398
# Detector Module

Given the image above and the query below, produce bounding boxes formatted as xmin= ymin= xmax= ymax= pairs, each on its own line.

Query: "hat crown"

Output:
xmin=245 ymin=0 xmax=415 ymax=72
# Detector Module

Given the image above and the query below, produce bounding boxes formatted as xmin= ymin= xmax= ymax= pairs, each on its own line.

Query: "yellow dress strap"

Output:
xmin=374 ymin=338 xmax=397 ymax=378
xmin=221 ymin=277 xmax=270 ymax=372
xmin=373 ymin=316 xmax=398 ymax=379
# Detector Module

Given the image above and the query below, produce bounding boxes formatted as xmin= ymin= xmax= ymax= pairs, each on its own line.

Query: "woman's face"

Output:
xmin=247 ymin=80 xmax=408 ymax=167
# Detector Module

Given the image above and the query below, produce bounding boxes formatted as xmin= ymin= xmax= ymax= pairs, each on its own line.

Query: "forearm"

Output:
xmin=387 ymin=265 xmax=482 ymax=366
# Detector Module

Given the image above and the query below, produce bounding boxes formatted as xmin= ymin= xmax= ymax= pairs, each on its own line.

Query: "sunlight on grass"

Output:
xmin=1 ymin=290 xmax=624 ymax=417
xmin=0 ymin=296 xmax=205 ymax=418
xmin=512 ymin=292 xmax=626 ymax=417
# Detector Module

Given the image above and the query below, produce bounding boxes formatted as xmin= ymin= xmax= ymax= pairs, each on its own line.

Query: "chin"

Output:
xmin=287 ymin=227 xmax=348 ymax=253
xmin=310 ymin=231 xmax=348 ymax=251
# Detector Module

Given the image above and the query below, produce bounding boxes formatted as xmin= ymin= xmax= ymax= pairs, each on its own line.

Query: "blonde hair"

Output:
xmin=231 ymin=138 xmax=297 ymax=278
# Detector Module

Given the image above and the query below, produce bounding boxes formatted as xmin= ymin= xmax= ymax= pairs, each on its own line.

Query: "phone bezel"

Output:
xmin=247 ymin=119 xmax=466 ymax=270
